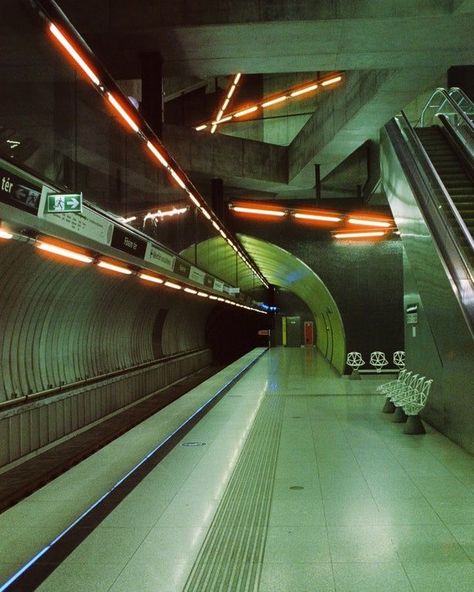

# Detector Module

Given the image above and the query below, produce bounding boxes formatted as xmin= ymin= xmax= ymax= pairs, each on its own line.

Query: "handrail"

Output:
xmin=398 ymin=110 xmax=474 ymax=270
xmin=449 ymin=87 xmax=474 ymax=118
xmin=421 ymin=88 xmax=474 ymax=130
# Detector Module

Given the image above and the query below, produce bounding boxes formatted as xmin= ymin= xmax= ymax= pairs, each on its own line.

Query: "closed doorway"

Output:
xmin=286 ymin=316 xmax=301 ymax=347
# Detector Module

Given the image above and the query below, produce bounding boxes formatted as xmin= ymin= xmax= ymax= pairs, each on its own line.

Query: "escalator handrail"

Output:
xmin=449 ymin=87 xmax=474 ymax=117
xmin=398 ymin=110 xmax=474 ymax=265
xmin=420 ymin=88 xmax=474 ymax=130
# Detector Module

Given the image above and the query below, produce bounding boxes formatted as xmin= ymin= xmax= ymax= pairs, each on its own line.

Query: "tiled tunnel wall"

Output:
xmin=0 ymin=241 xmax=211 ymax=401
xmin=230 ymin=217 xmax=404 ymax=370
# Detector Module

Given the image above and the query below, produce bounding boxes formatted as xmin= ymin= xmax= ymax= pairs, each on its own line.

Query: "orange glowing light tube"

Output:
xmin=195 ymin=72 xmax=343 ymax=130
xmin=233 ymin=206 xmax=286 ymax=217
xmin=333 ymin=230 xmax=386 ymax=239
xmin=49 ymin=23 xmax=101 ymax=86
xmin=348 ymin=217 xmax=392 ymax=228
xmin=107 ymin=93 xmax=139 ymax=132
xmin=98 ymin=260 xmax=132 ymax=274
xmin=293 ymin=211 xmax=342 ymax=223
xmin=139 ymin=273 xmax=164 ymax=284
xmin=37 ymin=241 xmax=93 ymax=263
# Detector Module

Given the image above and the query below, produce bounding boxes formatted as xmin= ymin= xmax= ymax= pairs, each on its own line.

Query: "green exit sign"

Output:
xmin=46 ymin=192 xmax=83 ymax=213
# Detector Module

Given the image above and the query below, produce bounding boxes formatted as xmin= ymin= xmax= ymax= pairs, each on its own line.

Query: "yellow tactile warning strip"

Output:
xmin=183 ymin=395 xmax=284 ymax=592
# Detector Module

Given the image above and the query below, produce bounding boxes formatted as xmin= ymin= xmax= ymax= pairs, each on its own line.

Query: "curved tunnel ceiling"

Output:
xmin=183 ymin=234 xmax=346 ymax=373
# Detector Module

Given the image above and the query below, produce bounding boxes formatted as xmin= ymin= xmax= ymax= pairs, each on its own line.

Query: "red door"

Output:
xmin=304 ymin=321 xmax=314 ymax=346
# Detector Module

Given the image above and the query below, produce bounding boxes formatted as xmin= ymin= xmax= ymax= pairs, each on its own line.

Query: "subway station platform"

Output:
xmin=1 ymin=348 xmax=473 ymax=591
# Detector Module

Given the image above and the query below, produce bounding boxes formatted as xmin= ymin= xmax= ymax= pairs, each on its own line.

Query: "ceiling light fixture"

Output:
xmin=234 ymin=106 xmax=259 ymax=118
xmin=0 ymin=230 xmax=13 ymax=240
xmin=37 ymin=241 xmax=93 ymax=263
xmin=321 ymin=75 xmax=343 ymax=86
xmin=333 ymin=230 xmax=386 ymax=239
xmin=293 ymin=212 xmax=342 ymax=223
xmin=49 ymin=23 xmax=101 ymax=86
xmin=261 ymin=96 xmax=287 ymax=108
xmin=164 ymin=280 xmax=182 ymax=290
xmin=98 ymin=260 xmax=133 ymax=274
xmin=146 ymin=141 xmax=169 ymax=168
xmin=290 ymin=83 xmax=319 ymax=97
xmin=348 ymin=217 xmax=392 ymax=228
xmin=232 ymin=205 xmax=286 ymax=217
xmin=107 ymin=93 xmax=139 ymax=132
xmin=139 ymin=273 xmax=164 ymax=284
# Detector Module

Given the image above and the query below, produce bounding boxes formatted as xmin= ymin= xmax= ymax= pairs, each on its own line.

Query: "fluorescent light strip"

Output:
xmin=293 ymin=212 xmax=341 ymax=223
xmin=197 ymin=291 xmax=209 ymax=298
xmin=234 ymin=106 xmax=259 ymax=118
xmin=211 ymin=72 xmax=242 ymax=134
xmin=0 ymin=230 xmax=13 ymax=240
xmin=219 ymin=229 xmax=227 ymax=239
xmin=139 ymin=273 xmax=164 ymax=284
xmin=233 ymin=206 xmax=286 ymax=217
xmin=164 ymin=281 xmax=181 ymax=290
xmin=200 ymin=207 xmax=211 ymax=220
xmin=98 ymin=260 xmax=132 ymax=274
xmin=169 ymin=168 xmax=187 ymax=190
xmin=188 ymin=193 xmax=200 ymax=207
xmin=146 ymin=141 xmax=169 ymax=168
xmin=209 ymin=295 xmax=218 ymax=300
xmin=37 ymin=242 xmax=93 ymax=263
xmin=348 ymin=217 xmax=391 ymax=228
xmin=49 ymin=24 xmax=101 ymax=86
xmin=321 ymin=75 xmax=342 ymax=86
xmin=261 ymin=96 xmax=287 ymax=108
xmin=184 ymin=287 xmax=197 ymax=294
xmin=212 ymin=221 xmax=220 ymax=231
xmin=49 ymin=26 xmax=265 ymax=288
xmin=290 ymin=83 xmax=319 ymax=97
xmin=334 ymin=231 xmax=386 ymax=239
xmin=107 ymin=93 xmax=139 ymax=133
xmin=120 ymin=216 xmax=137 ymax=224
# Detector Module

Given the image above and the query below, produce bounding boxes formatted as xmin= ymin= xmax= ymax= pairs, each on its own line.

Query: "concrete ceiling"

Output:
xmin=34 ymin=2 xmax=474 ymax=199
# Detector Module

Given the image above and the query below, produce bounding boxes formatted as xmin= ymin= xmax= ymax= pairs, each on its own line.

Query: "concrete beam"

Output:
xmin=163 ymin=124 xmax=288 ymax=190
xmin=59 ymin=1 xmax=472 ymax=78
xmin=287 ymin=68 xmax=442 ymax=187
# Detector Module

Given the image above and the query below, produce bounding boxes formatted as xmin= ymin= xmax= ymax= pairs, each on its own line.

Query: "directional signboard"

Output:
xmin=46 ymin=192 xmax=83 ymax=213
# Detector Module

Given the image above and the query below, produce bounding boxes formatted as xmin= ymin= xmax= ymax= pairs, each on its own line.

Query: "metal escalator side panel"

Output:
xmin=381 ymin=119 xmax=474 ymax=338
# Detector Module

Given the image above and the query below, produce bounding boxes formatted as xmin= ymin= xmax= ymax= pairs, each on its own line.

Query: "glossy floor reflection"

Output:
xmin=5 ymin=348 xmax=474 ymax=591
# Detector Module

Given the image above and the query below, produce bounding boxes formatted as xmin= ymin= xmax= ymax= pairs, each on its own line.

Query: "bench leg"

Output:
xmin=350 ymin=369 xmax=361 ymax=380
xmin=382 ymin=398 xmax=395 ymax=413
xmin=404 ymin=415 xmax=426 ymax=435
xmin=392 ymin=407 xmax=407 ymax=423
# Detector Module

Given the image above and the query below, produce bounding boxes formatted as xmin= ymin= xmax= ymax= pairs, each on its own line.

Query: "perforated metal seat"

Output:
xmin=370 ymin=351 xmax=388 ymax=373
xmin=346 ymin=352 xmax=364 ymax=370
xmin=393 ymin=350 xmax=405 ymax=369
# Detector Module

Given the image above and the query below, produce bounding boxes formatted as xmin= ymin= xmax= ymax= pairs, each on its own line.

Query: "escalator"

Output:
xmin=380 ymin=87 xmax=474 ymax=449
xmin=381 ymin=87 xmax=474 ymax=334
xmin=415 ymin=125 xmax=474 ymax=267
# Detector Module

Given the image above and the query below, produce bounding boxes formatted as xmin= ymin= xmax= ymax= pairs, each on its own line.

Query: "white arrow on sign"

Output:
xmin=66 ymin=197 xmax=79 ymax=209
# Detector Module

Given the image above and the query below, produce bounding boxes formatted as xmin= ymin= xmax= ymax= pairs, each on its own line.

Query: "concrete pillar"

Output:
xmin=140 ymin=52 xmax=163 ymax=138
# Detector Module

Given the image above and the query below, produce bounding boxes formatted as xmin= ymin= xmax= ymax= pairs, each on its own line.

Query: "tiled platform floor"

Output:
xmin=2 ymin=348 xmax=473 ymax=591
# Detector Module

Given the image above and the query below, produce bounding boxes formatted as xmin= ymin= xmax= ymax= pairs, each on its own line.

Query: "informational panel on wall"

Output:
xmin=0 ymin=165 xmax=42 ymax=215
xmin=406 ymin=304 xmax=418 ymax=325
